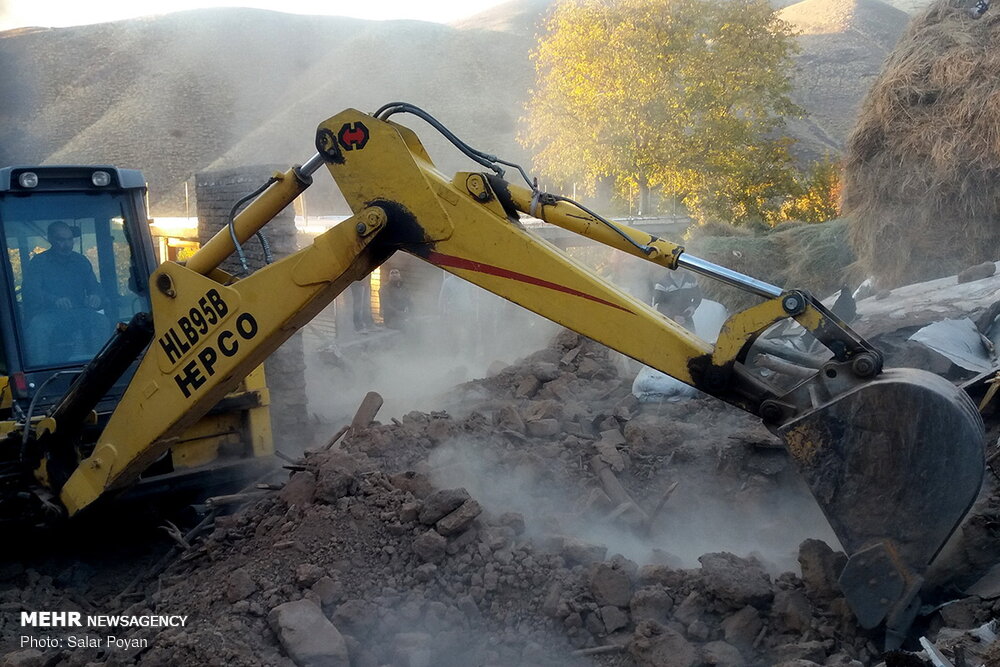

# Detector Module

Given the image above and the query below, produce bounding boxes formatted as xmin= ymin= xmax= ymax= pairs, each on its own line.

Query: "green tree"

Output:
xmin=780 ymin=157 xmax=842 ymax=223
xmin=521 ymin=0 xmax=803 ymax=225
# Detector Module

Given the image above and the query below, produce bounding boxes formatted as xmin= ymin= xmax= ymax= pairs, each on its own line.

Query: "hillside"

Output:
xmin=0 ymin=1 xmax=910 ymax=213
xmin=0 ymin=8 xmax=534 ymax=213
xmin=780 ymin=0 xmax=909 ymax=160
xmin=451 ymin=0 xmax=553 ymax=34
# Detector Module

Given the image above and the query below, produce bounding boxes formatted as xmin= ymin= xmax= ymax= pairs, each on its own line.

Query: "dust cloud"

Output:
xmin=300 ymin=252 xmax=841 ymax=573
xmin=428 ymin=436 xmax=841 ymax=574
xmin=303 ymin=275 xmax=558 ymax=426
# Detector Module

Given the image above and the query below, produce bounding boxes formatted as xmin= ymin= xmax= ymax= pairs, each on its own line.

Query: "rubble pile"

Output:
xmin=5 ymin=329 xmax=1000 ymax=666
xmin=35 ymin=453 xmax=879 ymax=667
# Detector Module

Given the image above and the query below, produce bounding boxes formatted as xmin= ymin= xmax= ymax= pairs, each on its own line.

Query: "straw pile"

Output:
xmin=843 ymin=0 xmax=1000 ymax=288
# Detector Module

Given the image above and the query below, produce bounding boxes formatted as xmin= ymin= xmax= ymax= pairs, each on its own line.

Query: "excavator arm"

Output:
xmin=40 ymin=107 xmax=984 ymax=644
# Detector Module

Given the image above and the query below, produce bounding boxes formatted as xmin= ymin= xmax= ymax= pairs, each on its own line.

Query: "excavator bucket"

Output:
xmin=777 ymin=368 xmax=985 ymax=641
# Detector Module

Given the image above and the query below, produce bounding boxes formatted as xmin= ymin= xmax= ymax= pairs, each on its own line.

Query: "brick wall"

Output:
xmin=195 ymin=166 xmax=309 ymax=446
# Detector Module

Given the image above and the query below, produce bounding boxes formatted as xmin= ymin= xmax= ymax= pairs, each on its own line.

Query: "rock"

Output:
xmin=938 ymin=596 xmax=981 ymax=629
xmin=388 ymin=471 xmax=433 ymax=498
xmin=331 ymin=599 xmax=378 ymax=637
xmin=773 ymin=589 xmax=814 ymax=633
xmin=279 ymin=471 xmax=317 ymax=507
xmin=531 ymin=362 xmax=561 ymax=382
xmin=702 ymin=640 xmax=744 ymax=667
xmin=226 ymin=567 xmax=258 ymax=603
xmin=413 ymin=563 xmax=437 ymax=583
xmin=315 ymin=469 xmax=359 ymax=504
xmin=630 ymin=586 xmax=674 ymax=625
xmin=542 ymin=582 xmax=563 ymax=617
xmin=585 ymin=611 xmax=606 ymax=636
xmin=628 ymin=621 xmax=697 ymax=667
xmin=958 ymin=261 xmax=996 ymax=284
xmin=771 ymin=640 xmax=827 ymax=664
xmin=598 ymin=428 xmax=626 ymax=447
xmin=435 ymin=499 xmax=482 ymax=536
xmin=637 ymin=563 xmax=685 ymax=588
xmin=445 ymin=525 xmax=477 ymax=554
xmin=687 ymin=618 xmax=710 ymax=640
xmin=602 ymin=605 xmax=630 ymax=632
xmin=412 ymin=529 xmax=447 ymax=563
xmin=515 ymin=375 xmax=541 ymax=398
xmin=418 ymin=488 xmax=471 ymax=525
xmin=721 ymin=606 xmax=763 ymax=650
xmin=561 ymin=537 xmax=607 ymax=565
xmin=425 ymin=418 xmax=453 ymax=443
xmin=596 ymin=433 xmax=627 ymax=472
xmin=591 ymin=561 xmax=632 ymax=607
xmin=526 ymin=418 xmax=561 ymax=438
xmin=824 ymin=654 xmax=863 ymax=666
xmin=556 ymin=330 xmax=581 ymax=349
xmin=311 ymin=577 xmax=343 ymax=606
xmin=525 ymin=400 xmax=564 ymax=422
xmin=609 ymin=554 xmax=639 ymax=580
xmin=497 ymin=404 xmax=525 ymax=433
xmin=673 ymin=591 xmax=706 ymax=625
xmin=399 ymin=501 xmax=420 ymax=523
xmin=698 ymin=552 xmax=773 ymax=607
xmin=577 ymin=357 xmax=604 ymax=378
xmin=267 ymin=599 xmax=350 ymax=667
xmin=295 ymin=563 xmax=326 ymax=588
xmin=798 ymin=539 xmax=847 ymax=598
xmin=0 ymin=649 xmax=43 ymax=667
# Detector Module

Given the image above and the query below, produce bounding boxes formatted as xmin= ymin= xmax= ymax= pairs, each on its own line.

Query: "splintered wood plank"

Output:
xmin=351 ymin=391 xmax=384 ymax=429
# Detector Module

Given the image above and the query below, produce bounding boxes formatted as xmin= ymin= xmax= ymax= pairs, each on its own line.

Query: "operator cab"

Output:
xmin=0 ymin=166 xmax=157 ymax=416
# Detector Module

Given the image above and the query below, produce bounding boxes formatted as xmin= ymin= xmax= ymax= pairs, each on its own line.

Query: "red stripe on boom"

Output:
xmin=427 ymin=251 xmax=634 ymax=314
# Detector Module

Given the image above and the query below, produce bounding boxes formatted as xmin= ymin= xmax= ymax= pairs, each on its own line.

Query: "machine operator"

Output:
xmin=22 ymin=221 xmax=106 ymax=364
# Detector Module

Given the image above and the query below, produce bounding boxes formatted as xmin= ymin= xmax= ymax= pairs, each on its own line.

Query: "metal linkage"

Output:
xmin=677 ymin=254 xmax=782 ymax=299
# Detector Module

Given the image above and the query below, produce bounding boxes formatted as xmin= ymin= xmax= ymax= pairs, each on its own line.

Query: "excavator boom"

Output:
xmin=42 ymin=107 xmax=984 ymax=645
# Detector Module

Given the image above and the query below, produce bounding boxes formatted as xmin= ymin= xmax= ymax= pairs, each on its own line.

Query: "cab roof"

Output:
xmin=0 ymin=166 xmax=146 ymax=192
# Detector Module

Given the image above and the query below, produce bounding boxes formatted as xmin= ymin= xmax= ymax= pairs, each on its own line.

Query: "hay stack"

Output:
xmin=843 ymin=0 xmax=1000 ymax=288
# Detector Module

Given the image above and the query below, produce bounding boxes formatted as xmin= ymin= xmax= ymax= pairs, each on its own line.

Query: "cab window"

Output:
xmin=0 ymin=192 xmax=151 ymax=369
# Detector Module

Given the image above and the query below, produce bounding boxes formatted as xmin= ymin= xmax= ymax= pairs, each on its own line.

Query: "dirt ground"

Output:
xmin=2 ymin=327 xmax=999 ymax=667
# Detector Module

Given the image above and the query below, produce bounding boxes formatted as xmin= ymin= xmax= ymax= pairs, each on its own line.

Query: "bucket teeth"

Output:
xmin=778 ymin=367 xmax=985 ymax=641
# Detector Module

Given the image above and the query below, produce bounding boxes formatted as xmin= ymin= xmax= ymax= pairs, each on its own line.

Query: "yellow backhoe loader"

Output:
xmin=0 ymin=105 xmax=986 ymax=646
xmin=0 ymin=165 xmax=274 ymax=522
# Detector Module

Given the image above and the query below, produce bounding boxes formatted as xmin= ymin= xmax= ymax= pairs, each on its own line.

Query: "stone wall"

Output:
xmin=195 ymin=166 xmax=309 ymax=446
